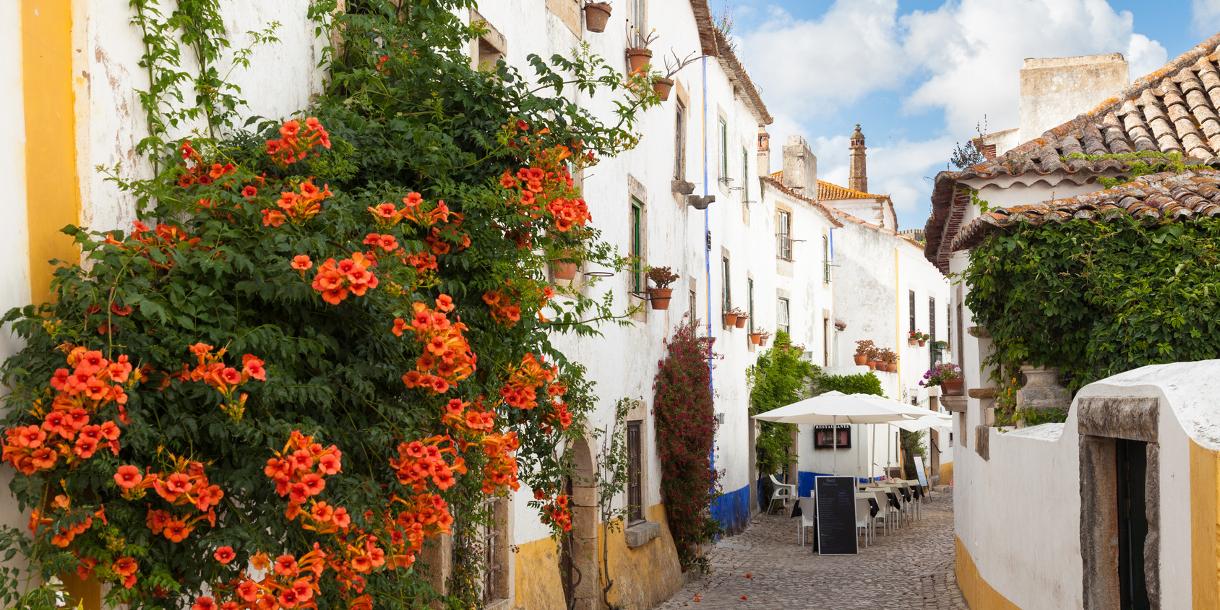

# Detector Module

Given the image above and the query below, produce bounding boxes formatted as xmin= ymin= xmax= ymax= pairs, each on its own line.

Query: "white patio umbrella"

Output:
xmin=855 ymin=395 xmax=937 ymax=481
xmin=892 ymin=412 xmax=952 ymax=432
xmin=753 ymin=391 xmax=910 ymax=474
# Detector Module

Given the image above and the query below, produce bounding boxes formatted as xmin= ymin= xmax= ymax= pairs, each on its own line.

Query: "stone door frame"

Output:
xmin=1077 ymin=396 xmax=1161 ymax=609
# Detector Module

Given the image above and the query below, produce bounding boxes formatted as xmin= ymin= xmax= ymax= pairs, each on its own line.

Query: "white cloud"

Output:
xmin=808 ymin=135 xmax=955 ymax=214
xmin=1193 ymin=0 xmax=1220 ymax=37
xmin=737 ymin=0 xmax=906 ymax=121
xmin=901 ymin=0 xmax=1167 ymax=132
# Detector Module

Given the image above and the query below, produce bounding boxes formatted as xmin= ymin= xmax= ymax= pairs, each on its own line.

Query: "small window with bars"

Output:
xmin=777 ymin=210 xmax=793 ymax=260
xmin=626 ymin=421 xmax=643 ymax=524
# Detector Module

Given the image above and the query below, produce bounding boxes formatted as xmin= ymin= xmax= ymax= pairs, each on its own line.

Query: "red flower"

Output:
xmin=114 ymin=465 xmax=143 ymax=490
xmin=291 ymin=254 xmax=313 ymax=271
xmin=213 ymin=546 xmax=236 ymax=564
xmin=241 ymin=185 xmax=258 ymax=199
xmin=192 ymin=596 xmax=217 ymax=610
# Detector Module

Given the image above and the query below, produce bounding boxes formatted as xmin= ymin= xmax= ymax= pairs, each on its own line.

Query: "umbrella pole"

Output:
xmin=887 ymin=423 xmax=892 ymax=480
xmin=832 ymin=415 xmax=837 ymax=475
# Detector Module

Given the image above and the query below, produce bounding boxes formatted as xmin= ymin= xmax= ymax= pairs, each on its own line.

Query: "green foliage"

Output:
xmin=966 ymin=217 xmax=1220 ymax=423
xmin=1 ymin=0 xmax=658 ymax=607
xmin=812 ymin=371 xmax=883 ymax=397
xmin=653 ymin=324 xmax=720 ymax=572
xmin=1062 ymin=151 xmax=1205 ymax=188
xmin=899 ymin=430 xmax=925 ymax=476
xmin=746 ymin=332 xmax=815 ymax=478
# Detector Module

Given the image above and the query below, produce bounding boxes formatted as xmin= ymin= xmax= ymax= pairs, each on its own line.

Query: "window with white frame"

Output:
xmin=777 ymin=297 xmax=790 ymax=336
xmin=777 ymin=210 xmax=792 ymax=260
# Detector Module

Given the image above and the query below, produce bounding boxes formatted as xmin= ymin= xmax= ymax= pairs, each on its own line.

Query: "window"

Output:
xmin=630 ymin=198 xmax=644 ymax=292
xmin=747 ymin=278 xmax=755 ymax=333
xmin=470 ymin=11 xmax=506 ymax=71
xmin=929 ymin=297 xmax=938 ymax=368
xmin=822 ymin=234 xmax=832 ymax=283
xmin=909 ymin=290 xmax=917 ymax=334
xmin=689 ymin=287 xmax=697 ymax=326
xmin=777 ymin=298 xmax=790 ymax=336
xmin=741 ymin=147 xmax=750 ymax=202
xmin=626 ymin=421 xmax=643 ymax=524
xmin=777 ymin=210 xmax=792 ymax=260
xmin=721 ymin=256 xmax=731 ymax=310
xmin=718 ymin=118 xmax=728 ymax=184
xmin=482 ymin=498 xmax=509 ymax=602
xmin=629 ymin=0 xmax=647 ymax=32
xmin=674 ymin=101 xmax=687 ymax=181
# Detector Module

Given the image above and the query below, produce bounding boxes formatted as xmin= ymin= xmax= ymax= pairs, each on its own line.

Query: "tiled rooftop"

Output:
xmin=817 ymin=180 xmax=889 ymax=202
xmin=951 ymin=169 xmax=1220 ymax=251
xmin=925 ymin=32 xmax=1220 ymax=271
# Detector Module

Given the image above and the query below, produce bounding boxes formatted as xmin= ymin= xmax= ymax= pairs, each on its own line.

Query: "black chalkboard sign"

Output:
xmin=815 ymin=476 xmax=858 ymax=555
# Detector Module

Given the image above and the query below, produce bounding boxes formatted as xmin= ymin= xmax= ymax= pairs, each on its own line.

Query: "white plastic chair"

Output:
xmin=855 ymin=497 xmax=871 ymax=547
xmin=767 ymin=474 xmax=796 ymax=514
xmin=797 ymin=496 xmax=816 ymax=546
xmin=871 ymin=490 xmax=892 ymax=535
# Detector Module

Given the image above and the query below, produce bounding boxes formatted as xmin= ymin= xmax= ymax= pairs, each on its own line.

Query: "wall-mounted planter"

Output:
xmin=940 ymin=377 xmax=964 ymax=396
xmin=853 ymin=354 xmax=868 ymax=366
xmin=648 ymin=288 xmax=672 ymax=310
xmin=722 ymin=312 xmax=738 ymax=327
xmin=734 ymin=314 xmax=748 ymax=329
xmin=652 ymin=77 xmax=674 ymax=101
xmin=626 ymin=47 xmax=652 ymax=73
xmin=748 ymin=332 xmax=764 ymax=346
xmin=583 ymin=2 xmax=612 ymax=32
xmin=551 ymin=261 xmax=578 ymax=281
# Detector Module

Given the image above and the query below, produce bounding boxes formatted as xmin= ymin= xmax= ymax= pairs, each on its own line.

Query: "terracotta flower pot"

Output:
xmin=734 ymin=315 xmax=748 ymax=329
xmin=551 ymin=261 xmax=578 ymax=281
xmin=626 ymin=47 xmax=652 ymax=73
xmin=652 ymin=77 xmax=674 ymax=101
xmin=583 ymin=2 xmax=612 ymax=32
xmin=918 ymin=340 xmax=927 ymax=347
xmin=941 ymin=378 xmax=964 ymax=396
xmin=908 ymin=338 xmax=917 ymax=346
xmin=648 ymin=287 xmax=673 ymax=310
xmin=749 ymin=333 xmax=763 ymax=345
xmin=853 ymin=354 xmax=868 ymax=366
xmin=870 ymin=360 xmax=882 ymax=371
xmin=723 ymin=312 xmax=738 ymax=327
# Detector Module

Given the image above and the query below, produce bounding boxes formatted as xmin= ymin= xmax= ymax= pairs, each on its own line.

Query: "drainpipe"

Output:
xmin=701 ymin=55 xmax=715 ymax=477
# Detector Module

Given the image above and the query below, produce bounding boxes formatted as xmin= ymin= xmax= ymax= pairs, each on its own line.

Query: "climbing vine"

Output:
xmin=965 ymin=217 xmax=1220 ymax=423
xmin=653 ymin=323 xmax=720 ymax=572
xmin=0 ymin=0 xmax=658 ymax=608
xmin=746 ymin=332 xmax=815 ymax=479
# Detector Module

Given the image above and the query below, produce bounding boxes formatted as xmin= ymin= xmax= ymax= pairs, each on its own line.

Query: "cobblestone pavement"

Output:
xmin=658 ymin=489 xmax=964 ymax=610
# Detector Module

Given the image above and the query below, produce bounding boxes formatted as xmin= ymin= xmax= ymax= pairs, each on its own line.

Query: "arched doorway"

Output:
xmin=562 ymin=435 xmax=598 ymax=610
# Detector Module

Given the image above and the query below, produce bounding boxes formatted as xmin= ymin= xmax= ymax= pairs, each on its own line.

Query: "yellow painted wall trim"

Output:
xmin=22 ymin=0 xmax=82 ymax=304
xmin=1190 ymin=440 xmax=1220 ymax=607
xmin=955 ymin=536 xmax=1019 ymax=610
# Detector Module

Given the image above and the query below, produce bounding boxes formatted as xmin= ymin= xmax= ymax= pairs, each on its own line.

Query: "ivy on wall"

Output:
xmin=964 ymin=216 xmax=1220 ymax=422
xmin=746 ymin=332 xmax=815 ymax=479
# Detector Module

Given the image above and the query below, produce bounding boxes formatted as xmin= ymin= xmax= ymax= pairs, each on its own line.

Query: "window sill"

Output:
xmin=625 ymin=520 xmax=660 ymax=548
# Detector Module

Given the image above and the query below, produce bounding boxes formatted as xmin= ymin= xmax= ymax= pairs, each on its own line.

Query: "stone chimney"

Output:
xmin=757 ymin=130 xmax=771 ymax=175
xmin=1018 ymin=53 xmax=1128 ymax=142
xmin=848 ymin=124 xmax=867 ymax=193
xmin=781 ymin=136 xmax=817 ymax=195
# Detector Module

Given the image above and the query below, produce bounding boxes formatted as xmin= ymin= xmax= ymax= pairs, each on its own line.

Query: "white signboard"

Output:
xmin=913 ymin=455 xmax=929 ymax=488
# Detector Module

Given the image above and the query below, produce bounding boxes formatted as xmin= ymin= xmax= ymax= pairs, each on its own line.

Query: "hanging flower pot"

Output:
xmin=853 ymin=353 xmax=869 ymax=366
xmin=648 ymin=287 xmax=673 ymax=310
xmin=749 ymin=332 xmax=764 ymax=345
xmin=626 ymin=47 xmax=653 ymax=73
xmin=652 ymin=76 xmax=674 ymax=101
xmin=550 ymin=260 xmax=578 ymax=281
xmin=869 ymin=360 xmax=882 ymax=371
xmin=722 ymin=312 xmax=738 ymax=328
xmin=918 ymin=339 xmax=927 ymax=347
xmin=734 ymin=313 xmax=748 ymax=329
xmin=583 ymin=2 xmax=612 ymax=32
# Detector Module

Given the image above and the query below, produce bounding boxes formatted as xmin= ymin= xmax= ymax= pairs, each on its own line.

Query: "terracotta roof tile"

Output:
xmin=816 ymin=180 xmax=890 ymax=202
xmin=951 ymin=169 xmax=1220 ymax=251
xmin=759 ymin=176 xmax=843 ymax=227
xmin=924 ymin=32 xmax=1220 ymax=271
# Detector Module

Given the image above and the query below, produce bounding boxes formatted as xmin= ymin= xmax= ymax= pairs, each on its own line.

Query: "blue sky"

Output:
xmin=723 ymin=0 xmax=1213 ymax=229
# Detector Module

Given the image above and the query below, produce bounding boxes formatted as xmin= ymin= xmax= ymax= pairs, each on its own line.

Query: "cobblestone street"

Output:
xmin=659 ymin=489 xmax=964 ymax=610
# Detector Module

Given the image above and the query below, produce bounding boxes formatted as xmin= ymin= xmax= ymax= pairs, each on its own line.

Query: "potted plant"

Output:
xmin=917 ymin=332 xmax=929 ymax=347
xmin=853 ymin=339 xmax=874 ymax=366
xmin=646 ymin=265 xmax=678 ymax=310
xmin=651 ymin=50 xmax=699 ymax=101
xmin=879 ymin=349 xmax=898 ymax=372
xmin=550 ymin=250 xmax=580 ymax=282
xmin=583 ymin=1 xmax=612 ymax=32
xmin=759 ymin=331 xmax=771 ymax=347
xmin=920 ymin=363 xmax=963 ymax=396
xmin=722 ymin=307 xmax=741 ymax=328
xmin=867 ymin=346 xmax=883 ymax=371
xmin=734 ymin=310 xmax=749 ymax=329
xmin=931 ymin=339 xmax=948 ymax=351
xmin=626 ymin=26 xmax=658 ymax=73
xmin=749 ymin=328 xmax=767 ymax=345
xmin=908 ymin=330 xmax=919 ymax=346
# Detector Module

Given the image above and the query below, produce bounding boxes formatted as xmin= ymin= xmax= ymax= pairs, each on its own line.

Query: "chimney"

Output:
xmin=1018 ymin=53 xmax=1128 ymax=142
xmin=757 ymin=130 xmax=771 ymax=175
xmin=848 ymin=124 xmax=867 ymax=193
xmin=781 ymin=136 xmax=817 ymax=195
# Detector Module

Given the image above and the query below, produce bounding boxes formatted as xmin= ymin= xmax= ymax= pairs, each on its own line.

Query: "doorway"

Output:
xmin=1116 ymin=439 xmax=1149 ymax=610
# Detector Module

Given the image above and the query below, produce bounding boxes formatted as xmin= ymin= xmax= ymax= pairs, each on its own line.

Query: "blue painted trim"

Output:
xmin=797 ymin=471 xmax=884 ymax=496
xmin=710 ymin=483 xmax=751 ymax=534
